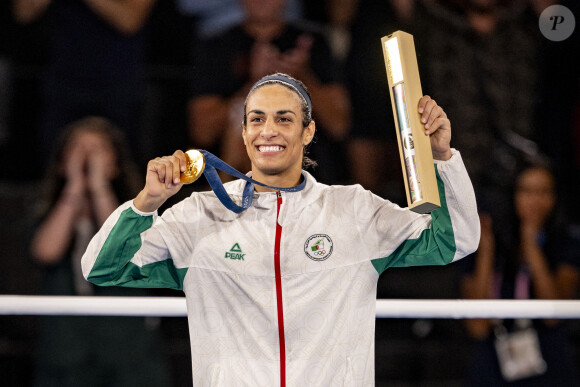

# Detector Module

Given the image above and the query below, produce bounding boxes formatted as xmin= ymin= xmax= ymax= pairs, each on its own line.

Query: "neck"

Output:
xmin=252 ymin=169 xmax=302 ymax=193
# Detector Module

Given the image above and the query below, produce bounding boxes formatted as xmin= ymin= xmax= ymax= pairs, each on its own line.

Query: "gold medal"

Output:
xmin=180 ymin=149 xmax=205 ymax=184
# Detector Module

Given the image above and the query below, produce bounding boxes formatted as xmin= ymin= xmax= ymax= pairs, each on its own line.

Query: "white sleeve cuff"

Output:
xmin=433 ymin=148 xmax=459 ymax=165
xmin=130 ymin=200 xmax=158 ymax=216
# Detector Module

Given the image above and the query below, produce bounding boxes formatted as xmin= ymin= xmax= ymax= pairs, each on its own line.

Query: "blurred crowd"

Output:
xmin=0 ymin=0 xmax=579 ymax=386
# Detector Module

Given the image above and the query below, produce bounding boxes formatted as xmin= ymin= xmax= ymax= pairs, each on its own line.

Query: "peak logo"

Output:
xmin=225 ymin=243 xmax=245 ymax=260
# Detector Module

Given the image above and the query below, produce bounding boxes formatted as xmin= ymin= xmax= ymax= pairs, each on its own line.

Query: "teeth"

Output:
xmin=259 ymin=145 xmax=284 ymax=152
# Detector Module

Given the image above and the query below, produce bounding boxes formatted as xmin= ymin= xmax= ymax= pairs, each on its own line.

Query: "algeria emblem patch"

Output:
xmin=304 ymin=234 xmax=333 ymax=261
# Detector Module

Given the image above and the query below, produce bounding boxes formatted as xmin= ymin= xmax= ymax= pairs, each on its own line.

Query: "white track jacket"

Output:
xmin=82 ymin=150 xmax=480 ymax=386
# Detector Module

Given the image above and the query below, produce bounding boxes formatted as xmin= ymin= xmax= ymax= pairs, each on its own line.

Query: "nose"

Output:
xmin=261 ymin=117 xmax=278 ymax=139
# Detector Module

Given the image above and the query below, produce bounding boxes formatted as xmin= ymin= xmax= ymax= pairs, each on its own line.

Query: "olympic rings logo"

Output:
xmin=304 ymin=234 xmax=333 ymax=261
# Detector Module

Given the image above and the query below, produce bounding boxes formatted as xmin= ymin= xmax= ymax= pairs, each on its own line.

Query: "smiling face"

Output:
xmin=242 ymin=83 xmax=315 ymax=188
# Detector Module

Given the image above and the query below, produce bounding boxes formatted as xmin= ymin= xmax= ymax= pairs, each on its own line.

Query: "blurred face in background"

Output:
xmin=62 ymin=128 xmax=119 ymax=181
xmin=514 ymin=167 xmax=556 ymax=227
xmin=241 ymin=0 xmax=285 ymax=23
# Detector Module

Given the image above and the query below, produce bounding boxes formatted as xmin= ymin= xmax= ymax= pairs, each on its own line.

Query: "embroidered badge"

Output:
xmin=304 ymin=234 xmax=333 ymax=261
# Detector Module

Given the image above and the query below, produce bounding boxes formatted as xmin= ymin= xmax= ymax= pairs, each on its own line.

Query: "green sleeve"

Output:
xmin=371 ymin=165 xmax=456 ymax=274
xmin=87 ymin=207 xmax=188 ymax=290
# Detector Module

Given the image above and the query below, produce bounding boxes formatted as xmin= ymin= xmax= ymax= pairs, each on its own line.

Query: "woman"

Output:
xmin=31 ymin=117 xmax=168 ymax=387
xmin=82 ymin=73 xmax=480 ymax=386
xmin=461 ymin=164 xmax=580 ymax=386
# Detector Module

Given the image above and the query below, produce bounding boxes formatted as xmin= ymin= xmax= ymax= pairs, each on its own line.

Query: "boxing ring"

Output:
xmin=1 ymin=296 xmax=580 ymax=319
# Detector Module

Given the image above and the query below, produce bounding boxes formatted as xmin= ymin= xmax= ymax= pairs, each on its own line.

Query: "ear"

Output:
xmin=302 ymin=121 xmax=315 ymax=146
xmin=241 ymin=122 xmax=248 ymax=146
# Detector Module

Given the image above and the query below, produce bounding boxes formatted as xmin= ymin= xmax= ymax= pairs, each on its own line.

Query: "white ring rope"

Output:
xmin=1 ymin=296 xmax=580 ymax=318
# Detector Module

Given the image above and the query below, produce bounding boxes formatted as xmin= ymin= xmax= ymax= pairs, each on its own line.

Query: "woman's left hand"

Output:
xmin=418 ymin=95 xmax=452 ymax=161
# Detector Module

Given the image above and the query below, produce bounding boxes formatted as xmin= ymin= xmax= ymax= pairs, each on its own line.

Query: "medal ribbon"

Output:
xmin=199 ymin=150 xmax=306 ymax=213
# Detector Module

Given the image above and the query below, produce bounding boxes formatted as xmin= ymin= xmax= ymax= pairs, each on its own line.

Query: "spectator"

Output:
xmin=30 ymin=116 xmax=169 ymax=387
xmin=461 ymin=162 xmax=580 ymax=386
xmin=187 ymin=0 xmax=351 ymax=184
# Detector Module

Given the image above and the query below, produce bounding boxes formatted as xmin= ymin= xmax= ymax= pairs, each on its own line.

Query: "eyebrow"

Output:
xmin=247 ymin=109 xmax=297 ymax=116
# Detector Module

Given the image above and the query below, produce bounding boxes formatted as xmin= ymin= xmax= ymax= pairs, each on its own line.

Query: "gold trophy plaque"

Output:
xmin=381 ymin=31 xmax=440 ymax=213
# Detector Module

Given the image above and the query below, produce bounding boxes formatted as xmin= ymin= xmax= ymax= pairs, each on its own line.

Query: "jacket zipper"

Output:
xmin=274 ymin=191 xmax=286 ymax=387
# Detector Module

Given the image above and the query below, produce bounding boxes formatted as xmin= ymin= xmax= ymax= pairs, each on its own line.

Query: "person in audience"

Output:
xmin=30 ymin=116 xmax=169 ymax=387
xmin=461 ymin=162 xmax=580 ymax=386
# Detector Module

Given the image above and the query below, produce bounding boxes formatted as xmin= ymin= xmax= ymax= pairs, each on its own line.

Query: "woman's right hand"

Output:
xmin=134 ymin=150 xmax=187 ymax=212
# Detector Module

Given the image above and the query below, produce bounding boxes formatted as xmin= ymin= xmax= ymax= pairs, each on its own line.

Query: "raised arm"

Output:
xmin=82 ymin=150 xmax=190 ymax=290
xmin=368 ymin=96 xmax=479 ymax=272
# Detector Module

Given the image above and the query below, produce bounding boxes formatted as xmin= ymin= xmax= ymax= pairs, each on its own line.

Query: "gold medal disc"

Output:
xmin=180 ymin=149 xmax=205 ymax=184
